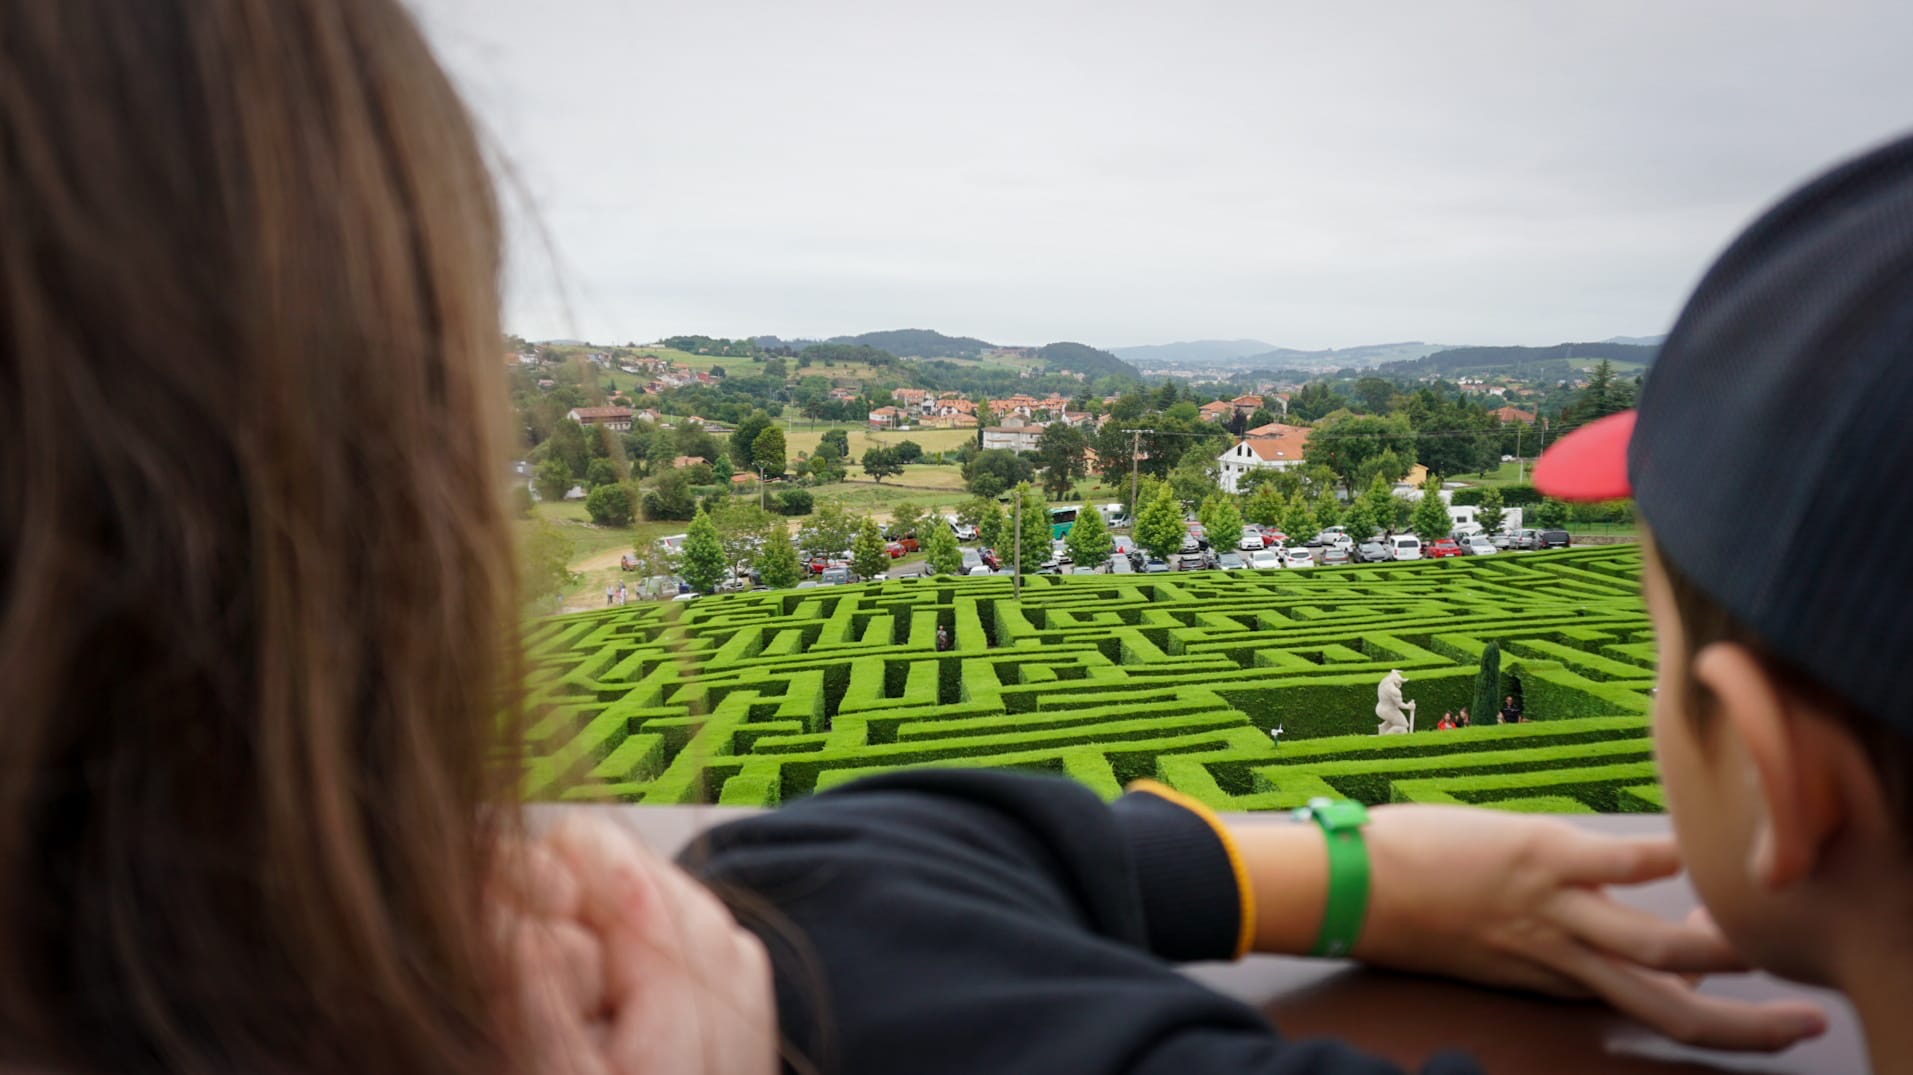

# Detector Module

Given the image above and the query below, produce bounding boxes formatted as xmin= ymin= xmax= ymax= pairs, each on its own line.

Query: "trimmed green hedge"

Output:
xmin=523 ymin=547 xmax=1661 ymax=813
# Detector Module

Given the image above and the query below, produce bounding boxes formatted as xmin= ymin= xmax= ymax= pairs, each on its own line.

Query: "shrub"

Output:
xmin=774 ymin=488 xmax=814 ymax=516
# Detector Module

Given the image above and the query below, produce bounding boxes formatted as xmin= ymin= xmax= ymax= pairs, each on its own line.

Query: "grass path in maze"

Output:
xmin=522 ymin=547 xmax=1661 ymax=812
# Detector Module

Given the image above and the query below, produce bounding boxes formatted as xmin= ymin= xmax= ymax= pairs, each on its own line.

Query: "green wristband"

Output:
xmin=1292 ymin=797 xmax=1371 ymax=958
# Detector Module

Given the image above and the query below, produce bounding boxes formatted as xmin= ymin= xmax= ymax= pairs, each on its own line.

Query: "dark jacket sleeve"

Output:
xmin=682 ymin=769 xmax=1479 ymax=1075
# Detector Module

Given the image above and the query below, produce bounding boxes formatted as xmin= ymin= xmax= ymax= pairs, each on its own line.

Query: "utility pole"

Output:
xmin=1012 ymin=495 xmax=1022 ymax=599
xmin=758 ymin=467 xmax=765 ymax=512
xmin=1515 ymin=424 xmax=1523 ymax=483
xmin=1129 ymin=428 xmax=1142 ymax=520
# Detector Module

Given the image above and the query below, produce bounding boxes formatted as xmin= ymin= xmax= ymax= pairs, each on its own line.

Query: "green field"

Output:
xmin=785 ymin=426 xmax=976 ymax=460
xmin=522 ymin=546 xmax=1660 ymax=813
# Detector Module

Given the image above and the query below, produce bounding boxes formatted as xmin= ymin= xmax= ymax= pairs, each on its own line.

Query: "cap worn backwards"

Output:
xmin=1539 ymin=132 xmax=1913 ymax=735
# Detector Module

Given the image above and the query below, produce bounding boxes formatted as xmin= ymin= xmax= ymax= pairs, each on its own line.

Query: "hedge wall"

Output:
xmin=522 ymin=546 xmax=1660 ymax=813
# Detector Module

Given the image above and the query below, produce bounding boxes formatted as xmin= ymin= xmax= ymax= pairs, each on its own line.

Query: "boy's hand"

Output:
xmin=1351 ymin=806 xmax=1828 ymax=1052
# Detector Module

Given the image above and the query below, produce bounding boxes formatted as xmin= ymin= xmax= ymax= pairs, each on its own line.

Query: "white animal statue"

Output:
xmin=1375 ymin=670 xmax=1418 ymax=735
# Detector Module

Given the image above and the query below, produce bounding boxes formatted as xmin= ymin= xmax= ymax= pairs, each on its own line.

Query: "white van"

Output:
xmin=1391 ymin=535 xmax=1423 ymax=561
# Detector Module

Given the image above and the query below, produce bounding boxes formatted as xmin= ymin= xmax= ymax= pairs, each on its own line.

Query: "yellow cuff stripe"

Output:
xmin=1125 ymin=779 xmax=1255 ymax=960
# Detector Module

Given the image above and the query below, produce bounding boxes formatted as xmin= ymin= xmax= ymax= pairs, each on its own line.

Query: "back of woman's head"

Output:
xmin=0 ymin=1 xmax=523 ymax=1070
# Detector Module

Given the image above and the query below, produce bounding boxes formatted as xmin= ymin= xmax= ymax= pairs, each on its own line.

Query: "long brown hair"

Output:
xmin=0 ymin=1 xmax=527 ymax=1071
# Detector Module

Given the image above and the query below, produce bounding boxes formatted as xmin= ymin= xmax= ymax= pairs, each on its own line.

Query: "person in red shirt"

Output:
xmin=1436 ymin=712 xmax=1457 ymax=731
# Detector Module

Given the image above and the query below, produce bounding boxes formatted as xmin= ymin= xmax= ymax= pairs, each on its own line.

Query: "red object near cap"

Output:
xmin=1532 ymin=410 xmax=1636 ymax=502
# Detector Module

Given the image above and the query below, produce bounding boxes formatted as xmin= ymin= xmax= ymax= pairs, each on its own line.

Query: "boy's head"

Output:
xmin=1536 ymin=134 xmax=1913 ymax=984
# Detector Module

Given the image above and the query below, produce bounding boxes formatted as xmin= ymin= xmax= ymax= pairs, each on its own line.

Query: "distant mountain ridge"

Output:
xmin=1374 ymin=341 xmax=1658 ymax=378
xmin=1035 ymin=341 xmax=1141 ymax=381
xmin=1602 ymin=334 xmax=1667 ymax=347
xmin=1109 ymin=339 xmax=1277 ymax=365
xmin=825 ymin=328 xmax=993 ymax=359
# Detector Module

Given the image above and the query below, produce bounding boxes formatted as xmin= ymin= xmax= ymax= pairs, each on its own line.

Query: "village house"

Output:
xmin=980 ymin=422 xmax=1042 ymax=454
xmin=566 ymin=406 xmax=635 ymax=432
xmin=1198 ymin=400 xmax=1235 ymax=423
xmin=1216 ymin=423 xmax=1312 ymax=493
xmin=868 ymin=406 xmax=904 ymax=429
xmin=671 ymin=455 xmax=708 ymax=469
xmin=1490 ymin=405 xmax=1537 ymax=425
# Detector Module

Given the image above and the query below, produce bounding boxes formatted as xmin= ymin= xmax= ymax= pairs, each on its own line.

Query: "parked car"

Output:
xmin=886 ymin=534 xmax=920 ymax=553
xmin=1426 ymin=538 xmax=1465 ymax=559
xmin=1174 ymin=551 xmax=1208 ymax=571
xmin=1320 ymin=546 xmax=1352 ymax=566
xmin=1490 ymin=531 xmax=1517 ymax=550
xmin=1108 ymin=554 xmax=1135 ymax=574
xmin=1217 ymin=550 xmax=1248 ymax=571
xmin=884 ymin=541 xmax=907 ymax=559
xmin=949 ymin=519 xmax=979 ymax=541
xmin=1052 ymin=539 xmax=1072 ymax=564
xmin=1283 ymin=547 xmax=1316 ymax=569
xmin=1238 ymin=526 xmax=1266 ymax=551
xmin=1248 ymin=549 xmax=1284 ymax=571
xmin=1391 ymin=535 xmax=1424 ymax=561
xmin=1462 ymin=535 xmax=1498 ymax=556
xmin=1537 ymin=529 xmax=1572 ymax=549
xmin=1510 ymin=528 xmax=1543 ymax=550
xmin=1141 ymin=556 xmax=1171 ymax=573
xmin=1070 ymin=564 xmax=1101 ymax=575
xmin=1179 ymin=534 xmax=1202 ymax=555
xmin=1355 ymin=541 xmax=1391 ymax=564
xmin=1261 ymin=530 xmax=1287 ymax=548
xmin=820 ymin=565 xmax=850 ymax=585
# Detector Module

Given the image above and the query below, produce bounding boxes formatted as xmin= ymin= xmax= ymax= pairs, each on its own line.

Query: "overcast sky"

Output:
xmin=410 ymin=0 xmax=1913 ymax=351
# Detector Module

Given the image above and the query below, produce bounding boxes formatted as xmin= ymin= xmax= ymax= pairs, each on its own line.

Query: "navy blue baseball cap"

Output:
xmin=1536 ymin=132 xmax=1913 ymax=735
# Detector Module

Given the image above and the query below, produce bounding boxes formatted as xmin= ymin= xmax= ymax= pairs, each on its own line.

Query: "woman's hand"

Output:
xmin=1348 ymin=805 xmax=1827 ymax=1052
xmin=491 ymin=816 xmax=779 ymax=1075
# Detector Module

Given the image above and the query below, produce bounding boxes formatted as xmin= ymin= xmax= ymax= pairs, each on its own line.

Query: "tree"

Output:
xmin=1034 ymin=422 xmax=1089 ymax=500
xmin=975 ymin=499 xmax=1008 ymax=554
xmin=1410 ymin=478 xmax=1453 ymax=544
xmin=641 ymin=469 xmax=698 ymax=520
xmin=584 ymin=456 xmax=624 ymax=498
xmin=1167 ymin=451 xmax=1219 ymax=508
xmin=1312 ymin=492 xmax=1343 ymax=531
xmin=584 ymin=483 xmax=634 ymax=526
xmin=1282 ymin=494 xmax=1316 ymax=543
xmin=752 ymin=426 xmax=787 ymax=477
xmin=533 ymin=459 xmax=572 ymax=503
xmin=1532 ymin=497 xmax=1569 ymax=529
xmin=774 ymin=488 xmax=814 ymax=516
xmin=851 ymin=516 xmax=889 ymax=580
xmin=1288 ymin=382 xmax=1348 ymax=422
xmin=1353 ymin=376 xmax=1398 ymax=414
xmin=1064 ymin=502 xmax=1114 ymax=568
xmin=711 ymin=454 xmax=734 ymax=487
xmin=892 ymin=439 xmax=924 ymax=464
xmin=728 ymin=411 xmax=772 ymax=469
xmin=709 ymin=499 xmax=781 ymax=572
xmin=805 ymin=451 xmax=847 ymax=485
xmin=1134 ymin=481 xmax=1186 ymax=561
xmin=921 ymin=516 xmax=963 ymax=575
xmin=1243 ymin=482 xmax=1286 ymax=528
xmin=1304 ymin=413 xmax=1417 ymax=497
xmin=964 ymin=449 xmax=1034 ymax=498
xmin=1472 ymin=641 xmax=1502 ymax=731
xmin=889 ymin=503 xmax=925 ymax=539
xmin=798 ymin=500 xmax=859 ymax=558
xmin=1197 ymin=494 xmax=1243 ymax=554
xmin=678 ymin=509 xmax=729 ymax=594
xmin=546 ymin=419 xmax=590 ymax=477
xmin=516 ymin=517 xmax=574 ymax=611
xmin=1359 ymin=474 xmax=1399 ymax=533
xmin=861 ymin=447 xmax=903 ymax=483
xmin=756 ymin=528 xmax=803 ymax=589
xmin=819 ymin=428 xmax=850 ymax=458
xmin=1010 ymin=483 xmax=1051 ymax=573
xmin=1341 ymin=498 xmax=1378 ymax=542
xmin=1477 ymin=487 xmax=1507 ymax=535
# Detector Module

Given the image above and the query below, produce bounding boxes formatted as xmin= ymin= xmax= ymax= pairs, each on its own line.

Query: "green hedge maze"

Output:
xmin=523 ymin=546 xmax=1662 ymax=813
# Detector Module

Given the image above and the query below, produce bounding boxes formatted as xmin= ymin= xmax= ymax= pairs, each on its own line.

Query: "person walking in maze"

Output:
xmin=936 ymin=624 xmax=951 ymax=651
xmin=9 ymin=5 xmax=1896 ymax=1074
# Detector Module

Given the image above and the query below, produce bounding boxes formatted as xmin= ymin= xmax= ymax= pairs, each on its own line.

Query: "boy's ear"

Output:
xmin=1691 ymin=642 xmax=1845 ymax=891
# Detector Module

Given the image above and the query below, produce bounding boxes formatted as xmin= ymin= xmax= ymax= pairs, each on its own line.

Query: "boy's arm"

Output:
xmin=1228 ymin=806 xmax=1828 ymax=1051
xmin=686 ymin=769 xmax=1462 ymax=1075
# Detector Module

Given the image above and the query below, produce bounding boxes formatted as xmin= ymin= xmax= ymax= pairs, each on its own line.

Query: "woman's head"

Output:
xmin=1 ymin=0 xmax=523 ymax=1070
